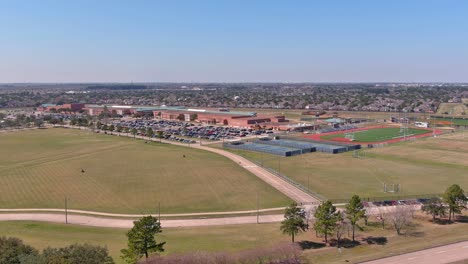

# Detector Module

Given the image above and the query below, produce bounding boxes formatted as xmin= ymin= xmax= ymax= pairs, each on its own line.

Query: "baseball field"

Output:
xmin=0 ymin=128 xmax=290 ymax=213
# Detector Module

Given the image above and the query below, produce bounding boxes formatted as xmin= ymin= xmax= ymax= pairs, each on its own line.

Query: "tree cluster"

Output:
xmin=0 ymin=237 xmax=114 ymax=264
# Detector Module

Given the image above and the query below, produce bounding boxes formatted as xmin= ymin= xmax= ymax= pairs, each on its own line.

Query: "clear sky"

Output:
xmin=1 ymin=0 xmax=467 ymax=83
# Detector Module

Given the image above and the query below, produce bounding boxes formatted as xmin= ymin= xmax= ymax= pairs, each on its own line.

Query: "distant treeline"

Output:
xmin=87 ymin=84 xmax=148 ymax=90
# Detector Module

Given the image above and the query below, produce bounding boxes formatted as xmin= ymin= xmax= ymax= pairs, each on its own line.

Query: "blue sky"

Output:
xmin=0 ymin=0 xmax=467 ymax=82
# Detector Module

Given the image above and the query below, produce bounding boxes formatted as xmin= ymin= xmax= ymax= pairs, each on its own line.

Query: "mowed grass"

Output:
xmin=219 ymin=132 xmax=468 ymax=200
xmin=430 ymin=116 xmax=468 ymax=126
xmin=0 ymin=128 xmax=290 ymax=213
xmin=0 ymin=221 xmax=289 ymax=264
xmin=1 ymin=213 xmax=466 ymax=264
xmin=320 ymin=127 xmax=430 ymax=142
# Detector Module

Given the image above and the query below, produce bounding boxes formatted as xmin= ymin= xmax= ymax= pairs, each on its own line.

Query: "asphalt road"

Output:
xmin=361 ymin=241 xmax=468 ymax=264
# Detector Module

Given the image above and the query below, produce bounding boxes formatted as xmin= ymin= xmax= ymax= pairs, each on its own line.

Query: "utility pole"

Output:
xmin=278 ymin=157 xmax=281 ymax=175
xmin=256 ymin=192 xmax=259 ymax=224
xmin=158 ymin=201 xmax=161 ymax=222
xmin=65 ymin=197 xmax=68 ymax=224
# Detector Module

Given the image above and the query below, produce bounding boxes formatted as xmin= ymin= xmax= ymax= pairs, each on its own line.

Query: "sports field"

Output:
xmin=320 ymin=127 xmax=430 ymax=143
xmin=219 ymin=131 xmax=468 ymax=200
xmin=430 ymin=116 xmax=468 ymax=126
xmin=0 ymin=128 xmax=290 ymax=213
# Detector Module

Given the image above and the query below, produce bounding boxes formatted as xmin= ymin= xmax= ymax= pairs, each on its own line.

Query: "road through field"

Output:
xmin=0 ymin=213 xmax=284 ymax=228
xmin=360 ymin=241 xmax=468 ymax=264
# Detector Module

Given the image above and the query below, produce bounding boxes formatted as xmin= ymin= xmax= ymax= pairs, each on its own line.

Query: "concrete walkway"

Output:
xmin=0 ymin=207 xmax=286 ymax=218
xmin=0 ymin=213 xmax=284 ymax=228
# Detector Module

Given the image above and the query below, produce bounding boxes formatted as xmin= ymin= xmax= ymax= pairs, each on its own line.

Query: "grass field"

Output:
xmin=217 ymin=132 xmax=468 ymax=200
xmin=1 ymin=213 xmax=466 ymax=264
xmin=0 ymin=128 xmax=290 ymax=213
xmin=436 ymin=103 xmax=468 ymax=116
xmin=430 ymin=116 xmax=468 ymax=126
xmin=320 ymin=127 xmax=430 ymax=142
xmin=0 ymin=221 xmax=289 ymax=264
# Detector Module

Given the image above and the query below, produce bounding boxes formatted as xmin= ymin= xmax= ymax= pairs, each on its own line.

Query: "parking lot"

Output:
xmin=111 ymin=119 xmax=275 ymax=142
xmin=362 ymin=198 xmax=431 ymax=207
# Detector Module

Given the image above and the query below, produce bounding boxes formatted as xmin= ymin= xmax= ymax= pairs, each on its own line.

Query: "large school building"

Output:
xmin=39 ymin=104 xmax=300 ymax=129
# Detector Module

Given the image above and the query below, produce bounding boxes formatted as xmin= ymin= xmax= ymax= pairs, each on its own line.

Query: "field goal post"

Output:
xmin=383 ymin=183 xmax=401 ymax=193
xmin=345 ymin=132 xmax=355 ymax=141
xmin=352 ymin=149 xmax=365 ymax=159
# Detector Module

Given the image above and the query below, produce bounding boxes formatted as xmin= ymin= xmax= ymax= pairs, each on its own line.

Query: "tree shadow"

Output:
xmin=455 ymin=215 xmax=468 ymax=223
xmin=330 ymin=238 xmax=361 ymax=248
xmin=297 ymin=241 xmax=326 ymax=250
xmin=433 ymin=218 xmax=453 ymax=225
xmin=363 ymin=236 xmax=388 ymax=245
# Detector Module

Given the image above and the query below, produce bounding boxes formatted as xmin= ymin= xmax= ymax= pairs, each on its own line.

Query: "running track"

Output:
xmin=304 ymin=125 xmax=442 ymax=145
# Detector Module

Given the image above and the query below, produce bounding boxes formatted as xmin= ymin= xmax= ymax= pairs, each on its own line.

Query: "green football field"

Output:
xmin=0 ymin=128 xmax=290 ymax=213
xmin=321 ymin=127 xmax=430 ymax=142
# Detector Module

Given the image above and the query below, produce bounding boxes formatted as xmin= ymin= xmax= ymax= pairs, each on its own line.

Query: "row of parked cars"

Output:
xmin=362 ymin=198 xmax=431 ymax=207
xmin=112 ymin=119 xmax=274 ymax=141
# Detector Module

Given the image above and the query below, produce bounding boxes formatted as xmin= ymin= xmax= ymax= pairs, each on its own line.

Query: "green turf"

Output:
xmin=0 ymin=128 xmax=290 ymax=213
xmin=321 ymin=127 xmax=430 ymax=142
xmin=430 ymin=116 xmax=468 ymax=126
xmin=219 ymin=134 xmax=468 ymax=201
xmin=0 ymin=221 xmax=288 ymax=264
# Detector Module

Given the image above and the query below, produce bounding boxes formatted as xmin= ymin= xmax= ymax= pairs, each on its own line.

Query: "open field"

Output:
xmin=436 ymin=103 xmax=468 ymax=116
xmin=305 ymin=213 xmax=468 ymax=264
xmin=0 ymin=221 xmax=289 ymax=264
xmin=216 ymin=132 xmax=468 ymax=200
xmin=0 ymin=128 xmax=290 ymax=213
xmin=1 ymin=213 xmax=466 ymax=264
xmin=320 ymin=127 xmax=430 ymax=143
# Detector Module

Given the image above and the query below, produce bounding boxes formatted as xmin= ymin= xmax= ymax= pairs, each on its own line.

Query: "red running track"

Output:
xmin=303 ymin=125 xmax=442 ymax=145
